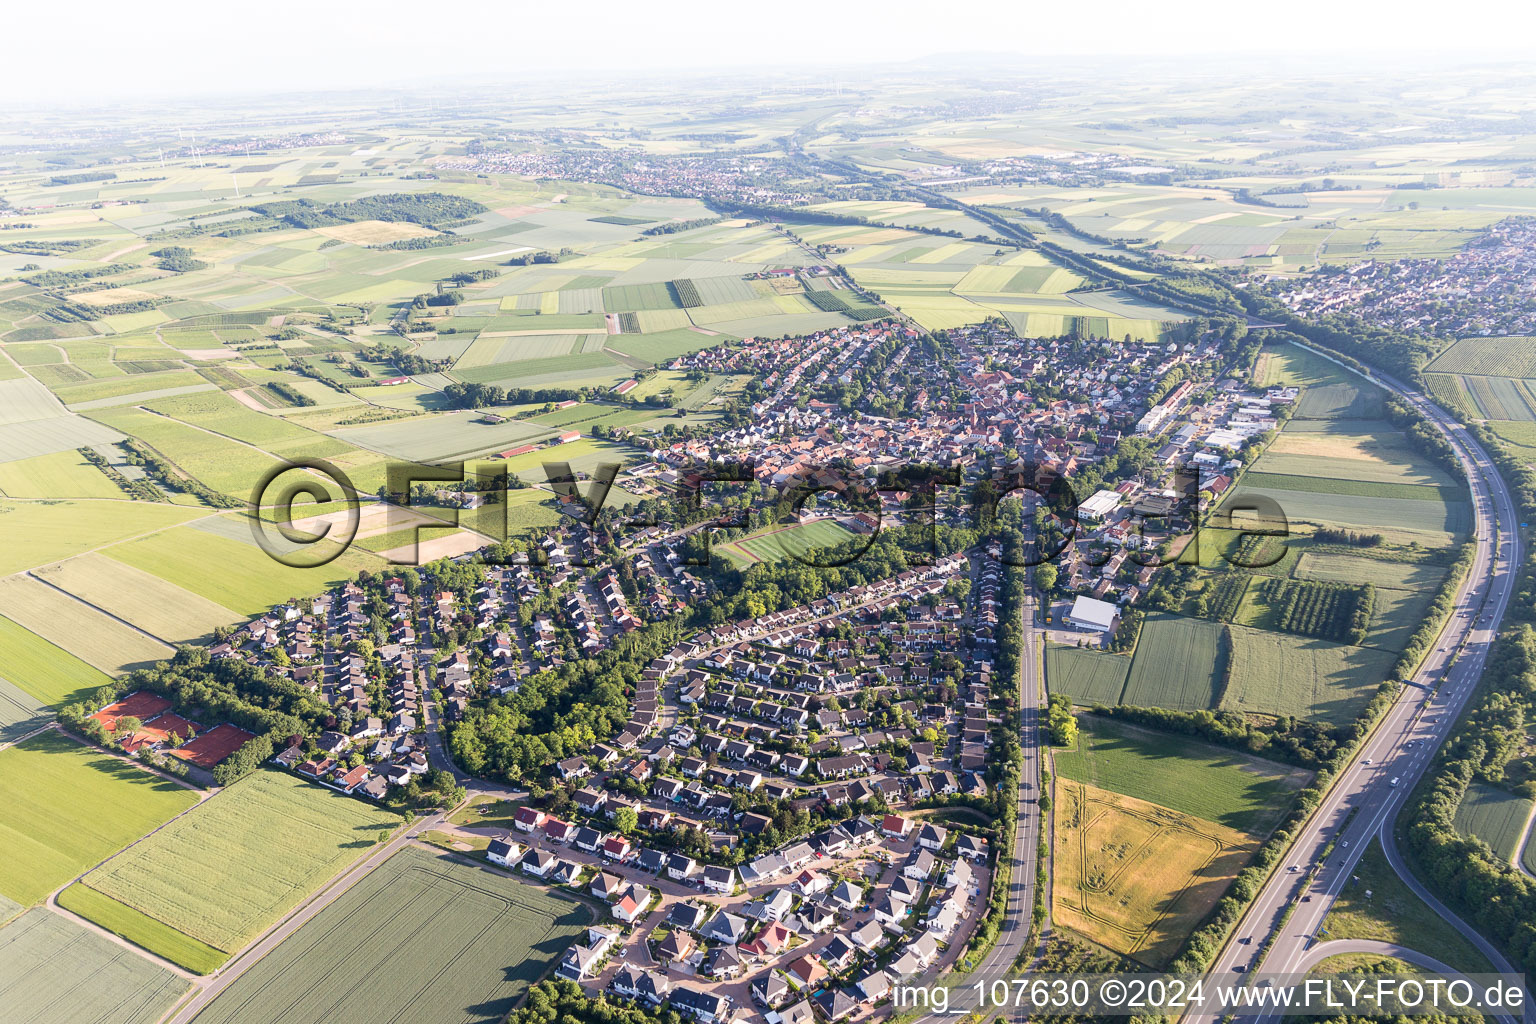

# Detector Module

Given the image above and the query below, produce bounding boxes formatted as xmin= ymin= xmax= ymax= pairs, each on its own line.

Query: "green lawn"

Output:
xmin=1053 ymin=714 xmax=1310 ymax=837
xmin=447 ymin=794 xmax=529 ymax=831
xmin=189 ymin=846 xmax=591 ymax=1024
xmin=0 ymin=731 xmax=199 ymax=907
xmin=57 ymin=882 xmax=228 ymax=974
xmin=83 ymin=769 xmax=400 ymax=952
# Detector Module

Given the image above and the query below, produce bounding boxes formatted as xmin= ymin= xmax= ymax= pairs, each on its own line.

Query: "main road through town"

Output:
xmin=1201 ymin=345 xmax=1527 ymax=1021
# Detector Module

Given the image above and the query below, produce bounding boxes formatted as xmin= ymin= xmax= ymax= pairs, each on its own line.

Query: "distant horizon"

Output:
xmin=7 ymin=0 xmax=1536 ymax=107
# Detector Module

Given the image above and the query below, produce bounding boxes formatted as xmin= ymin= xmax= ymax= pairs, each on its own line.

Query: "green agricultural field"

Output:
xmin=1425 ymin=336 xmax=1536 ymax=378
xmin=601 ymin=281 xmax=680 ymax=312
xmin=1452 ymin=782 xmax=1534 ymax=862
xmin=84 ymin=405 xmax=290 ymax=496
xmin=0 ymin=449 xmax=122 ymax=499
xmin=0 ymin=615 xmax=112 ymax=708
xmin=330 ymin=411 xmax=555 ymax=463
xmin=57 ymin=883 xmax=228 ymax=974
xmin=84 ymin=769 xmax=400 ymax=952
xmin=1121 ymin=613 xmax=1224 ymax=711
xmin=1293 ymin=382 xmax=1383 ymax=419
xmin=31 ymin=552 xmax=242 ymax=644
xmin=0 ymin=731 xmax=198 ymax=907
xmin=1221 ymin=625 xmax=1396 ymax=724
xmin=1053 ymin=715 xmax=1309 ymax=836
xmin=145 ymin=391 xmax=352 ymax=459
xmin=1362 ymin=586 xmax=1438 ymax=652
xmin=1292 ymin=552 xmax=1446 ymax=591
xmin=189 ymin=847 xmax=591 ymax=1024
xmin=0 ymin=575 xmax=174 ymax=675
xmin=608 ymin=330 xmax=728 ymax=366
xmin=1237 ymin=472 xmax=1461 ymax=504
xmin=1045 ymin=643 xmax=1130 ymax=706
xmin=0 ymin=498 xmax=202 ymax=576
xmin=0 ymin=909 xmax=191 ymax=1024
xmin=0 ymin=678 xmax=49 ymax=746
xmin=102 ymin=524 xmax=383 ymax=618
xmin=1224 ymin=486 xmax=1467 ymax=545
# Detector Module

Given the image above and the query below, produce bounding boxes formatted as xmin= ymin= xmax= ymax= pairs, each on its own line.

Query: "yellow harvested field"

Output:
xmin=955 ymin=265 xmax=1017 ymax=293
xmin=634 ymin=309 xmax=692 ymax=332
xmin=380 ymin=530 xmax=489 ymax=564
xmin=313 ymin=220 xmax=437 ymax=244
xmin=72 ymin=287 xmax=162 ymax=306
xmin=1054 ymin=781 xmax=1257 ymax=968
xmin=911 ymin=242 xmax=974 ymax=264
xmin=538 ymin=291 xmax=561 ymax=314
xmin=1269 ymin=433 xmax=1398 ymax=462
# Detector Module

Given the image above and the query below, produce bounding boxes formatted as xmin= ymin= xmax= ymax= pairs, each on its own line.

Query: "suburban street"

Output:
xmin=1202 ymin=346 xmax=1527 ymax=1020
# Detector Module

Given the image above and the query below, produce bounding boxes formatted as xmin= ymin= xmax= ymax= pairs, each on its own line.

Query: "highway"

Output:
xmin=1203 ymin=345 xmax=1526 ymax=1019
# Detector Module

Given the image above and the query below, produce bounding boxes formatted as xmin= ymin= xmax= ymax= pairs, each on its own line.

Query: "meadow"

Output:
xmin=1220 ymin=625 xmax=1394 ymax=724
xmin=0 ymin=909 xmax=191 ymax=1024
xmin=1054 ymin=781 xmax=1257 ymax=968
xmin=0 ymin=615 xmax=112 ymax=707
xmin=0 ymin=731 xmax=198 ymax=907
xmin=57 ymin=882 xmax=228 ymax=974
xmin=83 ymin=769 xmax=400 ymax=952
xmin=1121 ymin=613 xmax=1224 ymax=711
xmin=0 ymin=498 xmax=202 ymax=576
xmin=1052 ymin=714 xmax=1308 ymax=835
xmin=1044 ymin=643 xmax=1130 ymax=706
xmin=0 ymin=679 xmax=50 ymax=745
xmin=102 ymin=523 xmax=383 ymax=617
xmin=0 ymin=449 xmax=122 ymax=499
xmin=1451 ymin=782 xmax=1534 ymax=862
xmin=0 ymin=575 xmax=174 ymax=675
xmin=31 ymin=552 xmax=242 ymax=644
xmin=189 ymin=847 xmax=591 ymax=1024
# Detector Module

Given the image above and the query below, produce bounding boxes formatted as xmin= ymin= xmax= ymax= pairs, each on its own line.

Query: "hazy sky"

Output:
xmin=6 ymin=0 xmax=1535 ymax=104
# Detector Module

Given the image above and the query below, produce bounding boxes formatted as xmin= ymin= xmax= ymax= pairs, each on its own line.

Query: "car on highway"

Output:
xmin=1390 ymin=777 xmax=1401 ymax=786
xmin=1289 ymin=865 xmax=1300 ymax=872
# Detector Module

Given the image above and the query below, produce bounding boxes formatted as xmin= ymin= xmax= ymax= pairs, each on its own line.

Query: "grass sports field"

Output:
xmin=714 ymin=519 xmax=858 ymax=567
xmin=1121 ymin=613 xmax=1224 ymax=711
xmin=189 ymin=846 xmax=591 ymax=1024
xmin=0 ymin=909 xmax=190 ymax=1024
xmin=1045 ymin=643 xmax=1130 ymax=706
xmin=83 ymin=769 xmax=400 ymax=952
xmin=1452 ymin=782 xmax=1535 ymax=862
xmin=0 ymin=731 xmax=198 ymax=907
xmin=1221 ymin=624 xmax=1395 ymax=724
xmin=1054 ymin=781 xmax=1257 ymax=968
xmin=1052 ymin=715 xmax=1309 ymax=835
